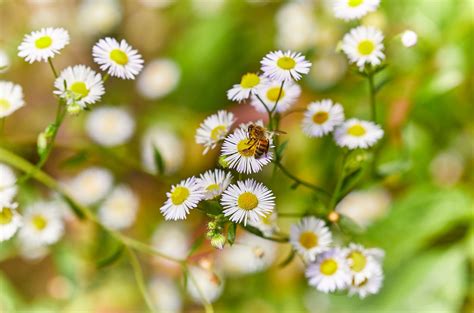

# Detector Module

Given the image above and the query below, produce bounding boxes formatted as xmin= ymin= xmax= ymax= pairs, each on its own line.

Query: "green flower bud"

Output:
xmin=218 ymin=155 xmax=229 ymax=169
xmin=67 ymin=102 xmax=82 ymax=115
xmin=37 ymin=132 xmax=48 ymax=157
xmin=211 ymin=234 xmax=226 ymax=250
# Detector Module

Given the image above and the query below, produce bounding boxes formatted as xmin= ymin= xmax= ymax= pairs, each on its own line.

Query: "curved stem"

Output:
xmin=47 ymin=57 xmax=58 ymax=78
xmin=328 ymin=152 xmax=348 ymax=211
xmin=127 ymin=248 xmax=156 ymax=312
xmin=368 ymin=72 xmax=376 ymax=122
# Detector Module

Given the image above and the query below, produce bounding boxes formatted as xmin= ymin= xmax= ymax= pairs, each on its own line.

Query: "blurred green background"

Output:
xmin=0 ymin=0 xmax=473 ymax=312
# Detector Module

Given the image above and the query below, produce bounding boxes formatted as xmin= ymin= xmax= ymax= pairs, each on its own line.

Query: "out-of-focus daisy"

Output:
xmin=160 ymin=177 xmax=204 ymax=220
xmin=149 ymin=276 xmax=182 ymax=313
xmin=92 ymin=37 xmax=144 ymax=80
xmin=430 ymin=150 xmax=465 ymax=187
xmin=196 ymin=169 xmax=233 ymax=200
xmin=77 ymin=0 xmax=122 ymax=36
xmin=98 ymin=185 xmax=139 ymax=230
xmin=0 ymin=49 xmax=10 ymax=73
xmin=261 ymin=50 xmax=311 ymax=81
xmin=18 ymin=239 xmax=49 ymax=260
xmin=18 ymin=27 xmax=69 ymax=63
xmin=219 ymin=232 xmax=277 ymax=276
xmin=333 ymin=0 xmax=380 ymax=21
xmin=310 ymin=54 xmax=347 ymax=90
xmin=302 ymin=99 xmax=345 ymax=137
xmin=0 ymin=81 xmax=25 ymax=118
xmin=227 ymin=73 xmax=266 ymax=102
xmin=54 ymin=65 xmax=104 ymax=108
xmin=220 ymin=179 xmax=275 ymax=225
xmin=62 ymin=167 xmax=113 ymax=205
xmin=276 ymin=2 xmax=318 ymax=51
xmin=290 ymin=217 xmax=332 ymax=262
xmin=334 ymin=118 xmax=383 ymax=149
xmin=344 ymin=243 xmax=384 ymax=285
xmin=0 ymin=199 xmax=22 ymax=242
xmin=0 ymin=163 xmax=18 ymax=203
xmin=19 ymin=201 xmax=64 ymax=246
xmin=141 ymin=126 xmax=184 ymax=175
xmin=186 ymin=265 xmax=224 ymax=304
xmin=341 ymin=26 xmax=385 ymax=70
xmin=401 ymin=30 xmax=418 ymax=47
xmin=152 ymin=222 xmax=190 ymax=263
xmin=196 ymin=110 xmax=235 ymax=155
xmin=348 ymin=262 xmax=384 ymax=298
xmin=137 ymin=59 xmax=180 ymax=99
xmin=221 ymin=123 xmax=273 ymax=174
xmin=251 ymin=80 xmax=301 ymax=113
xmin=306 ymin=249 xmax=352 ymax=293
xmin=85 ymin=106 xmax=135 ymax=146
xmin=248 ymin=211 xmax=279 ymax=237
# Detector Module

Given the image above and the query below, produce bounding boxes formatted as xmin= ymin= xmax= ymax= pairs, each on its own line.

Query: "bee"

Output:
xmin=243 ymin=124 xmax=286 ymax=159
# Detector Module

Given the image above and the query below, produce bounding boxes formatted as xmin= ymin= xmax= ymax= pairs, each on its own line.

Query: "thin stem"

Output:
xmin=127 ymin=248 xmax=156 ymax=312
xmin=47 ymin=57 xmax=58 ymax=78
xmin=186 ymin=265 xmax=215 ymax=313
xmin=102 ymin=73 xmax=110 ymax=82
xmin=254 ymin=94 xmax=273 ymax=129
xmin=270 ymin=80 xmax=285 ymax=114
xmin=328 ymin=152 xmax=348 ymax=211
xmin=281 ymin=108 xmax=306 ymax=119
xmin=368 ymin=72 xmax=376 ymax=122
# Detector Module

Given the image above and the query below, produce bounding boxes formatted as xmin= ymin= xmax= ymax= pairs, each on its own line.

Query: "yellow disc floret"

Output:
xmin=237 ymin=192 xmax=259 ymax=211
xmin=110 ymin=49 xmax=129 ymax=65
xmin=171 ymin=186 xmax=190 ymax=205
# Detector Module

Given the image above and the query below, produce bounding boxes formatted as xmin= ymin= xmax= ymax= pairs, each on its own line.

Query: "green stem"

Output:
xmin=127 ymin=248 xmax=156 ymax=312
xmin=186 ymin=265 xmax=215 ymax=313
xmin=48 ymin=57 xmax=58 ymax=78
xmin=368 ymin=72 xmax=376 ymax=122
xmin=328 ymin=152 xmax=348 ymax=211
xmin=254 ymin=94 xmax=273 ymax=130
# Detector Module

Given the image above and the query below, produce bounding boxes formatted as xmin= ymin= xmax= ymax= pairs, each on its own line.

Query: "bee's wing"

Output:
xmin=268 ymin=130 xmax=287 ymax=136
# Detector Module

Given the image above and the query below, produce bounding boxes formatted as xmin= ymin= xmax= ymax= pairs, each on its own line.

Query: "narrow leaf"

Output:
xmin=62 ymin=195 xmax=85 ymax=219
xmin=96 ymin=243 xmax=125 ymax=268
xmin=153 ymin=145 xmax=165 ymax=175
xmin=227 ymin=223 xmax=237 ymax=245
xmin=278 ymin=249 xmax=296 ymax=268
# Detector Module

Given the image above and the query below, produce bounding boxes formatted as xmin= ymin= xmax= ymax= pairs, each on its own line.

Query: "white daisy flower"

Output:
xmin=220 ymin=179 xmax=275 ymax=225
xmin=92 ymin=37 xmax=144 ymax=80
xmin=0 ymin=199 xmax=22 ymax=242
xmin=251 ymin=79 xmax=301 ymax=113
xmin=219 ymin=232 xmax=277 ymax=276
xmin=149 ymin=276 xmax=182 ymax=313
xmin=137 ymin=58 xmax=180 ymax=99
xmin=248 ymin=211 xmax=279 ymax=237
xmin=54 ymin=65 xmax=105 ymax=108
xmin=98 ymin=185 xmax=139 ymax=230
xmin=62 ymin=167 xmax=114 ymax=205
xmin=18 ymin=27 xmax=70 ymax=63
xmin=290 ymin=217 xmax=333 ymax=262
xmin=348 ymin=262 xmax=384 ymax=298
xmin=401 ymin=30 xmax=418 ymax=47
xmin=333 ymin=0 xmax=380 ymax=21
xmin=261 ymin=50 xmax=312 ymax=81
xmin=306 ymin=248 xmax=352 ymax=293
xmin=301 ymin=99 xmax=345 ymax=137
xmin=85 ymin=106 xmax=135 ymax=147
xmin=341 ymin=26 xmax=385 ymax=70
xmin=344 ymin=243 xmax=384 ymax=285
xmin=221 ymin=123 xmax=273 ymax=174
xmin=227 ymin=73 xmax=267 ymax=102
xmin=196 ymin=169 xmax=233 ymax=200
xmin=195 ymin=110 xmax=236 ymax=155
xmin=334 ymin=118 xmax=384 ymax=149
xmin=186 ymin=265 xmax=224 ymax=304
xmin=160 ymin=177 xmax=204 ymax=220
xmin=0 ymin=163 xmax=18 ymax=203
xmin=19 ymin=201 xmax=64 ymax=246
xmin=0 ymin=81 xmax=25 ymax=118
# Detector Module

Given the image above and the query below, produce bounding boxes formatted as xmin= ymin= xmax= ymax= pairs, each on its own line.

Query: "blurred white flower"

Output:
xmin=139 ymin=0 xmax=175 ymax=8
xmin=195 ymin=110 xmax=235 ymax=155
xmin=290 ymin=217 xmax=332 ymax=262
xmin=348 ymin=262 xmax=384 ymax=298
xmin=19 ymin=201 xmax=64 ymax=246
xmin=344 ymin=243 xmax=384 ymax=285
xmin=18 ymin=27 xmax=69 ymax=63
xmin=401 ymin=30 xmax=418 ymax=47
xmin=0 ymin=81 xmax=25 ymax=118
xmin=18 ymin=239 xmax=49 ymax=260
xmin=85 ymin=106 xmax=135 ymax=147
xmin=149 ymin=276 xmax=182 ymax=313
xmin=0 ymin=198 xmax=22 ymax=242
xmin=93 ymin=37 xmax=144 ymax=80
xmin=302 ymin=99 xmax=345 ymax=138
xmin=276 ymin=2 xmax=317 ymax=51
xmin=341 ymin=26 xmax=385 ymax=70
xmin=333 ymin=0 xmax=380 ymax=21
xmin=137 ymin=59 xmax=180 ymax=99
xmin=98 ymin=185 xmax=139 ymax=230
xmin=62 ymin=167 xmax=114 ymax=205
xmin=152 ymin=222 xmax=190 ymax=262
xmin=336 ymin=188 xmax=391 ymax=227
xmin=310 ymin=54 xmax=347 ymax=89
xmin=160 ymin=177 xmax=204 ymax=221
xmin=196 ymin=169 xmax=233 ymax=200
xmin=141 ymin=126 xmax=185 ymax=175
xmin=430 ymin=151 xmax=465 ymax=187
xmin=0 ymin=163 xmax=17 ymax=203
xmin=0 ymin=49 xmax=10 ymax=73
xmin=77 ymin=0 xmax=122 ymax=36
xmin=334 ymin=118 xmax=383 ymax=149
xmin=251 ymin=80 xmax=301 ymax=113
xmin=261 ymin=50 xmax=311 ymax=82
xmin=306 ymin=248 xmax=352 ymax=293
xmin=192 ymin=0 xmax=225 ymax=17
xmin=219 ymin=232 xmax=277 ymax=276
xmin=186 ymin=265 xmax=224 ymax=304
xmin=248 ymin=211 xmax=279 ymax=237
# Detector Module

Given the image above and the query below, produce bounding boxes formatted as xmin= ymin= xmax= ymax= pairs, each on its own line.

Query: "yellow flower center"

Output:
xmin=348 ymin=0 xmax=363 ymax=7
xmin=266 ymin=87 xmax=285 ymax=102
xmin=240 ymin=73 xmax=260 ymax=89
xmin=348 ymin=250 xmax=367 ymax=272
xmin=35 ymin=36 xmax=52 ymax=49
xmin=32 ymin=215 xmax=48 ymax=230
xmin=70 ymin=82 xmax=89 ymax=99
xmin=298 ymin=231 xmax=318 ymax=249
xmin=277 ymin=56 xmax=296 ymax=70
xmin=210 ymin=125 xmax=227 ymax=141
xmin=312 ymin=111 xmax=329 ymax=124
xmin=110 ymin=49 xmax=129 ymax=65
xmin=347 ymin=124 xmax=366 ymax=136
xmin=170 ymin=186 xmax=190 ymax=205
xmin=0 ymin=99 xmax=11 ymax=112
xmin=0 ymin=207 xmax=13 ymax=225
xmin=357 ymin=40 xmax=375 ymax=56
xmin=320 ymin=259 xmax=338 ymax=276
xmin=237 ymin=139 xmax=256 ymax=157
xmin=237 ymin=192 xmax=259 ymax=210
xmin=206 ymin=183 xmax=220 ymax=192
xmin=355 ymin=277 xmax=369 ymax=287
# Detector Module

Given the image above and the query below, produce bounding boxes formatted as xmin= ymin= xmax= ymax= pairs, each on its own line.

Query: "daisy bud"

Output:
xmin=37 ymin=132 xmax=48 ymax=156
xmin=218 ymin=155 xmax=229 ymax=169
xmin=208 ymin=221 xmax=218 ymax=231
xmin=206 ymin=230 xmax=216 ymax=239
xmin=328 ymin=211 xmax=340 ymax=223
xmin=211 ymin=234 xmax=226 ymax=250
xmin=345 ymin=150 xmax=368 ymax=173
xmin=67 ymin=102 xmax=82 ymax=115
xmin=401 ymin=30 xmax=418 ymax=48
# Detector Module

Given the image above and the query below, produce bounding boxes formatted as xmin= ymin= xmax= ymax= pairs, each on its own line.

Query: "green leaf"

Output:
xmin=227 ymin=223 xmax=237 ymax=245
xmin=62 ymin=195 xmax=86 ymax=220
xmin=278 ymin=249 xmax=296 ymax=268
xmin=96 ymin=243 xmax=125 ymax=268
xmin=153 ymin=145 xmax=165 ymax=175
xmin=199 ymin=200 xmax=223 ymax=216
xmin=187 ymin=235 xmax=205 ymax=257
xmin=276 ymin=140 xmax=289 ymax=158
xmin=60 ymin=150 xmax=89 ymax=168
xmin=338 ymin=214 xmax=365 ymax=235
xmin=338 ymin=168 xmax=365 ymax=201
